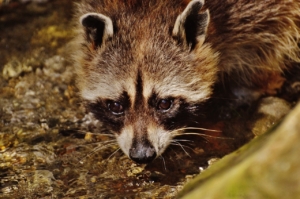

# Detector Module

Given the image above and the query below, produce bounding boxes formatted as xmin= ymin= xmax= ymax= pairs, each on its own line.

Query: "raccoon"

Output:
xmin=73 ymin=0 xmax=300 ymax=164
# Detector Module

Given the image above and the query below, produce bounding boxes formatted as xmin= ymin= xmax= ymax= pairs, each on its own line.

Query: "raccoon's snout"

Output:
xmin=129 ymin=143 xmax=157 ymax=164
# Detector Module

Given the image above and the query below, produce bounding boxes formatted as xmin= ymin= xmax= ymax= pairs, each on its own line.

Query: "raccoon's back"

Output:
xmin=205 ymin=0 xmax=300 ymax=82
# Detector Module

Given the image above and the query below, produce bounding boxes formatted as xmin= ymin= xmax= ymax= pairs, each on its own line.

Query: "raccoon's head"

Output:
xmin=75 ymin=0 xmax=219 ymax=164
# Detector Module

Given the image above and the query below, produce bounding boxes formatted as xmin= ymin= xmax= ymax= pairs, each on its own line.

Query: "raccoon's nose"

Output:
xmin=129 ymin=144 xmax=157 ymax=164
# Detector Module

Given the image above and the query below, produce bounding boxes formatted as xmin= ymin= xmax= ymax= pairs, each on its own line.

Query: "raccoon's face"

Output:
xmin=75 ymin=0 xmax=219 ymax=164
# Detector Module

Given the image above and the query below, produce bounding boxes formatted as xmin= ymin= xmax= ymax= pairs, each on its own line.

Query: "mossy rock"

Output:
xmin=178 ymin=103 xmax=300 ymax=199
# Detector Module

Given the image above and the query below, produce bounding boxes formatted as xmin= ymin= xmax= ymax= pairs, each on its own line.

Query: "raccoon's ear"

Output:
xmin=80 ymin=12 xmax=113 ymax=50
xmin=172 ymin=0 xmax=209 ymax=49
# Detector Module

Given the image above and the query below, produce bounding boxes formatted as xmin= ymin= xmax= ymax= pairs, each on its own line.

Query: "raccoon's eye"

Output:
xmin=108 ymin=101 xmax=124 ymax=115
xmin=157 ymin=99 xmax=173 ymax=111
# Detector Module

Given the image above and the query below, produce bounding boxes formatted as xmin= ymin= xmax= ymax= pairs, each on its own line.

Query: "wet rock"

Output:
xmin=2 ymin=58 xmax=32 ymax=79
xmin=252 ymin=97 xmax=291 ymax=136
xmin=32 ymin=170 xmax=55 ymax=191
xmin=44 ymin=55 xmax=65 ymax=73
xmin=178 ymin=102 xmax=300 ymax=199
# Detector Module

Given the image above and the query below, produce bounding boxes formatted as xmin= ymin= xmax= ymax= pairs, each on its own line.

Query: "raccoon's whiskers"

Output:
xmin=182 ymin=132 xmax=233 ymax=140
xmin=108 ymin=147 xmax=121 ymax=159
xmin=172 ymin=138 xmax=194 ymax=143
xmin=170 ymin=141 xmax=191 ymax=157
xmin=159 ymin=155 xmax=167 ymax=171
xmin=171 ymin=140 xmax=195 ymax=152
xmin=88 ymin=140 xmax=117 ymax=155
xmin=79 ymin=140 xmax=117 ymax=164
xmin=84 ymin=132 xmax=116 ymax=138
xmin=174 ymin=127 xmax=221 ymax=132
xmin=170 ymin=127 xmax=231 ymax=140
